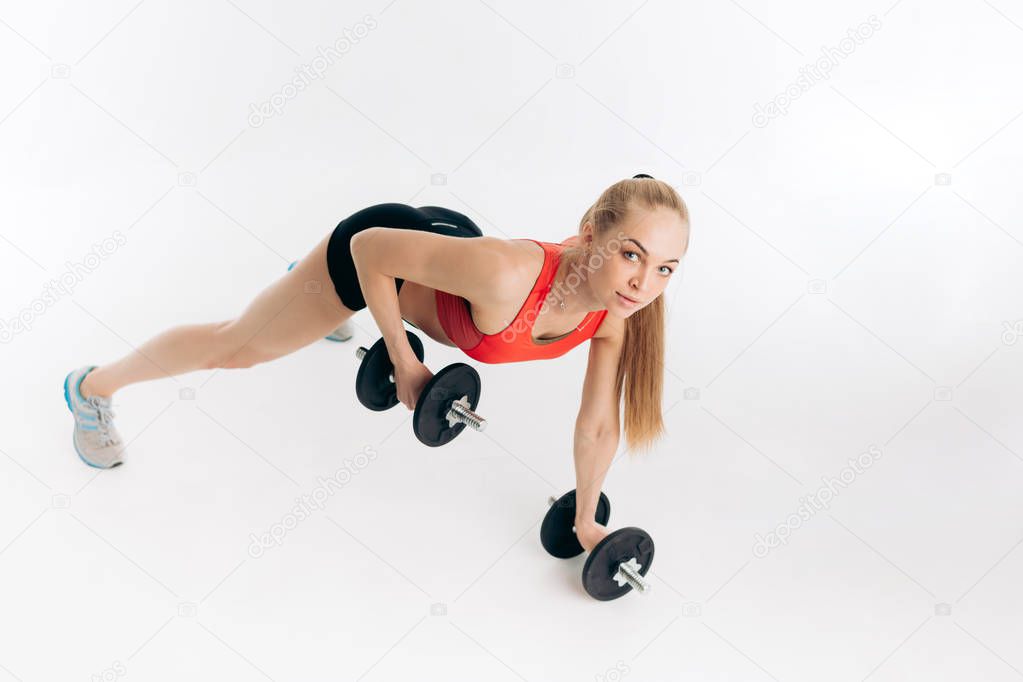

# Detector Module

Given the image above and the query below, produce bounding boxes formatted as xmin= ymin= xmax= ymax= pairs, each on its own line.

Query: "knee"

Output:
xmin=208 ymin=321 xmax=269 ymax=370
xmin=217 ymin=350 xmax=266 ymax=370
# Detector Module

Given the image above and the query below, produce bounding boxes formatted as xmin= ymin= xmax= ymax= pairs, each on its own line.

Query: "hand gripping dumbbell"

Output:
xmin=541 ymin=489 xmax=655 ymax=601
xmin=354 ymin=330 xmax=488 ymax=447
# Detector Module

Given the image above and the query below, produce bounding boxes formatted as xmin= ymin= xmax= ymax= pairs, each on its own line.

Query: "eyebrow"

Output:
xmin=623 ymin=238 xmax=680 ymax=263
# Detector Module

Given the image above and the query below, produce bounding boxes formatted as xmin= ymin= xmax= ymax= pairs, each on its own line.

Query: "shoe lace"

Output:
xmin=87 ymin=395 xmax=121 ymax=447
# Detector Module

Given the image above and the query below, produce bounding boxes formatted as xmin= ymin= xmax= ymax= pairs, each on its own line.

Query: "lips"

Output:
xmin=616 ymin=291 xmax=640 ymax=305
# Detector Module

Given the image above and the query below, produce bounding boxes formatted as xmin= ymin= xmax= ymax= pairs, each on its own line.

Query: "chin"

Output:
xmin=620 ymin=307 xmax=641 ymax=318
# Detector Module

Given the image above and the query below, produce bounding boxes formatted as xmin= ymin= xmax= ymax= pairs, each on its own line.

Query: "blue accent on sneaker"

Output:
xmin=63 ymin=367 xmax=122 ymax=469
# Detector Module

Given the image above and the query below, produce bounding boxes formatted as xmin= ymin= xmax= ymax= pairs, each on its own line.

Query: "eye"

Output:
xmin=621 ymin=249 xmax=671 ymax=276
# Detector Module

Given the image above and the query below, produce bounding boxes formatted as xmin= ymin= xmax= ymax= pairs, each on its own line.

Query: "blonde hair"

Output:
xmin=567 ymin=177 xmax=690 ymax=453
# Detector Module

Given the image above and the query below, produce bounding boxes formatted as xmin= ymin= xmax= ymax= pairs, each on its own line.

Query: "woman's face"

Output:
xmin=587 ymin=205 xmax=688 ymax=317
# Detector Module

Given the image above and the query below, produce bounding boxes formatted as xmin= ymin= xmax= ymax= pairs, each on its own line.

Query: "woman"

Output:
xmin=63 ymin=175 xmax=690 ymax=551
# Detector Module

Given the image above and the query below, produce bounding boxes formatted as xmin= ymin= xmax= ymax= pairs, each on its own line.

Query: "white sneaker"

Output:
xmin=325 ymin=319 xmax=354 ymax=342
xmin=63 ymin=366 xmax=125 ymax=469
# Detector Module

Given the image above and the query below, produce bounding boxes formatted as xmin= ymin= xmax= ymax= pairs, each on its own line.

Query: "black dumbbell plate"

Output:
xmin=582 ymin=527 xmax=654 ymax=601
xmin=355 ymin=331 xmax=424 ymax=411
xmin=540 ymin=489 xmax=611 ymax=558
xmin=412 ymin=363 xmax=481 ymax=447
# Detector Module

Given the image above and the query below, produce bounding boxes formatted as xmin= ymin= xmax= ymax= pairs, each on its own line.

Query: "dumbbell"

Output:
xmin=541 ymin=489 xmax=655 ymax=601
xmin=354 ymin=330 xmax=425 ymax=410
xmin=354 ymin=331 xmax=488 ymax=447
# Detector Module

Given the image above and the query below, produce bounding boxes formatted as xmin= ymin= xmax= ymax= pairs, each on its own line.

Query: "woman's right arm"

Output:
xmin=354 ymin=261 xmax=433 ymax=409
xmin=349 ymin=227 xmax=515 ymax=406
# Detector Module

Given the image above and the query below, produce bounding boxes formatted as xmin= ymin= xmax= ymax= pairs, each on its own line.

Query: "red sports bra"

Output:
xmin=434 ymin=238 xmax=609 ymax=364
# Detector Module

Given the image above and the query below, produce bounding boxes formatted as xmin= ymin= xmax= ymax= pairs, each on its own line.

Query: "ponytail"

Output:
xmin=616 ymin=293 xmax=665 ymax=453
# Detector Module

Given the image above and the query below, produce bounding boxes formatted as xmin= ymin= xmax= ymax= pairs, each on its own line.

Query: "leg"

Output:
xmin=81 ymin=232 xmax=352 ymax=398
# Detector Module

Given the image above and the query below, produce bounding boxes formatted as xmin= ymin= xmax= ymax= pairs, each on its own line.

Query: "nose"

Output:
xmin=629 ymin=268 xmax=651 ymax=295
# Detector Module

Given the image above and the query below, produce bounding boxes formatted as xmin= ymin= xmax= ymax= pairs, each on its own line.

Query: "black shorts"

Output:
xmin=325 ymin=203 xmax=483 ymax=311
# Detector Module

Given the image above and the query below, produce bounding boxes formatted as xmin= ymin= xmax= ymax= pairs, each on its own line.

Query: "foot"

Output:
xmin=288 ymin=261 xmax=355 ymax=343
xmin=325 ymin=319 xmax=354 ymax=342
xmin=63 ymin=365 xmax=126 ymax=469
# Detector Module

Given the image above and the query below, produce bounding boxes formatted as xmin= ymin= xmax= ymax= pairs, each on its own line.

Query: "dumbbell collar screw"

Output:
xmin=613 ymin=557 xmax=650 ymax=594
xmin=446 ymin=395 xmax=487 ymax=432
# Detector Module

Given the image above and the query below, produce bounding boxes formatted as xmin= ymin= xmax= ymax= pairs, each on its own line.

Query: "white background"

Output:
xmin=2 ymin=1 xmax=1022 ymax=680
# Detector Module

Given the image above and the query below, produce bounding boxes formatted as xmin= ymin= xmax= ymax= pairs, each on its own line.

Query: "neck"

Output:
xmin=546 ymin=247 xmax=603 ymax=316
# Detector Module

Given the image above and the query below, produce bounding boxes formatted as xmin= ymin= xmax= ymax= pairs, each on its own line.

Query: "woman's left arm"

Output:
xmin=572 ymin=322 xmax=625 ymax=551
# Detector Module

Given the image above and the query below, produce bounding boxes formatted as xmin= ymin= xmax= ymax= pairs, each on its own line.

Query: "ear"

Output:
xmin=580 ymin=221 xmax=595 ymax=248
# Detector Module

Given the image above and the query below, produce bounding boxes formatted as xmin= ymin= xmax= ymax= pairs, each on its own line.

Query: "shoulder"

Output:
xmin=488 ymin=237 xmax=552 ymax=296
xmin=500 ymin=238 xmax=546 ymax=266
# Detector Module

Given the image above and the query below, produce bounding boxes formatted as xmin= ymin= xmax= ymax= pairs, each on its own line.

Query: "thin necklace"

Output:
xmin=553 ymin=259 xmax=568 ymax=311
xmin=554 ymin=246 xmax=584 ymax=313
xmin=543 ymin=285 xmax=567 ymax=311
